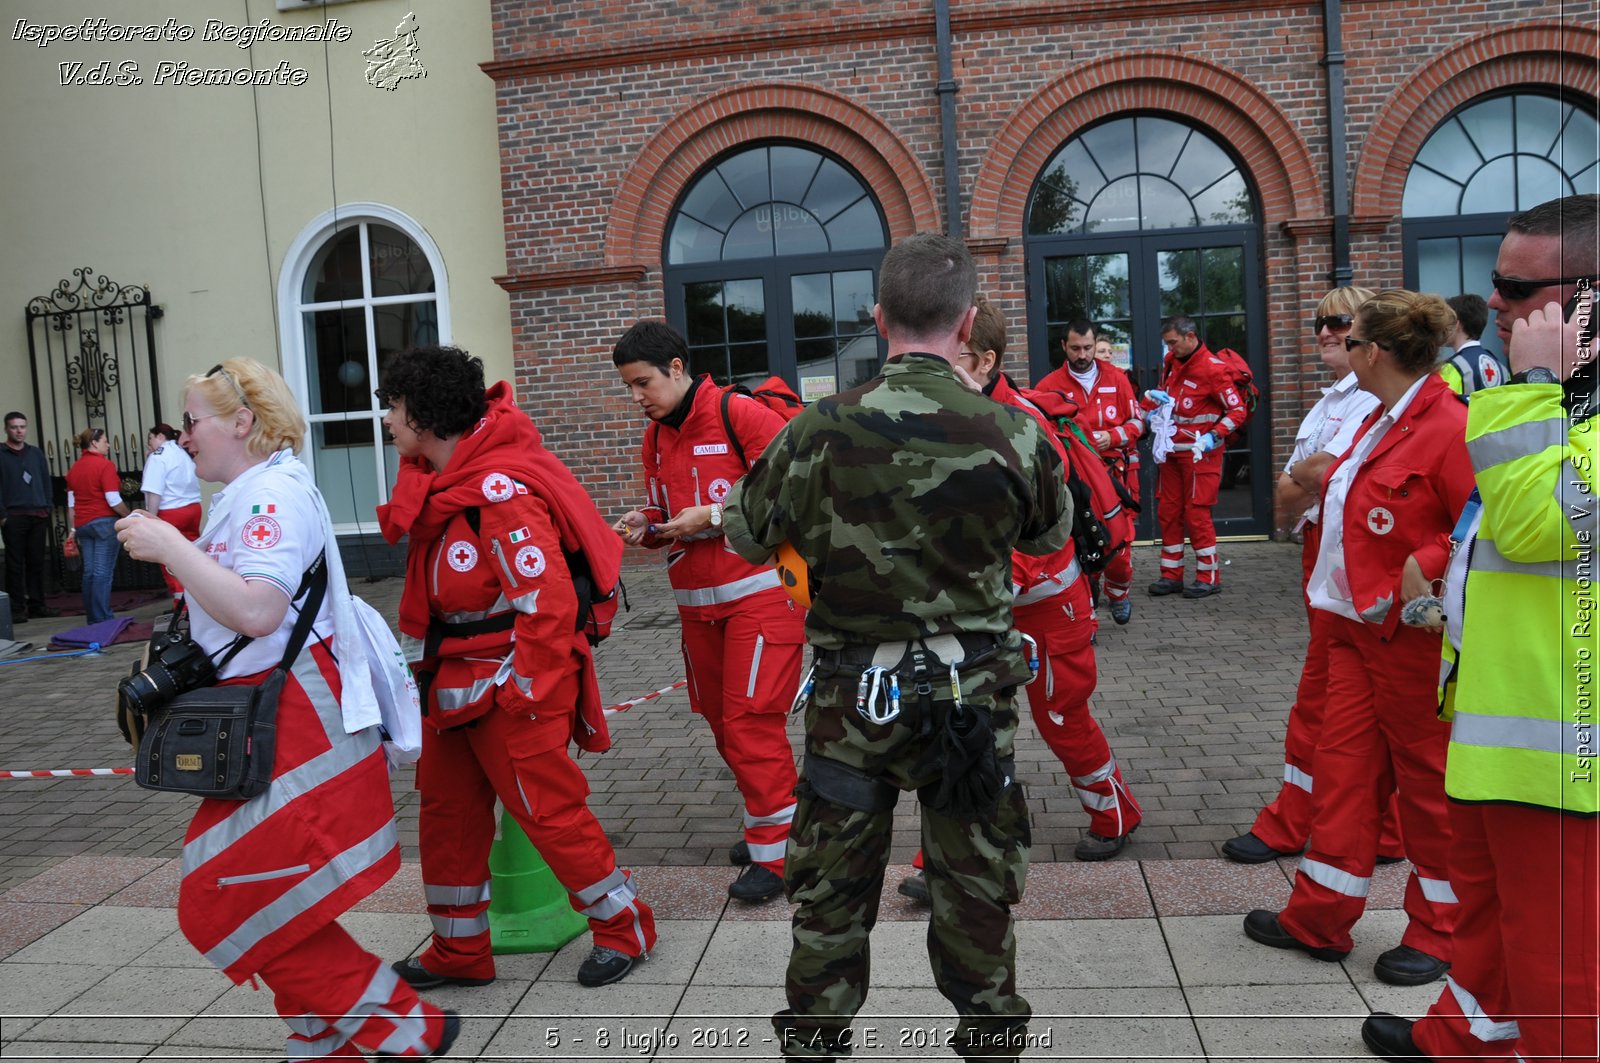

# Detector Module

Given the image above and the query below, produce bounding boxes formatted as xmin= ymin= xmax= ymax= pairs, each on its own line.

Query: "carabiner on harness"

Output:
xmin=855 ymin=665 xmax=902 ymax=725
xmin=1020 ymin=632 xmax=1040 ymax=683
xmin=791 ymin=662 xmax=816 ymax=715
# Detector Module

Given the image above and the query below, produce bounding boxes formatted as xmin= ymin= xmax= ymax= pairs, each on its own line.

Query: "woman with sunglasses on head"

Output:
xmin=1242 ymin=291 xmax=1474 ymax=990
xmin=1226 ymin=287 xmax=1402 ymax=867
xmin=115 ymin=359 xmax=459 ymax=1061
xmin=66 ymin=427 xmax=130 ymax=623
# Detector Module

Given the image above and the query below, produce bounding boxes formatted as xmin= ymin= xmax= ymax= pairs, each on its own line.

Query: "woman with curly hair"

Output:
xmin=376 ymin=345 xmax=657 ymax=989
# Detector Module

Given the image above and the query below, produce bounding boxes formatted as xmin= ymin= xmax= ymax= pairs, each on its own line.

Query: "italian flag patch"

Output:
xmin=251 ymin=504 xmax=276 ymax=514
xmin=508 ymin=527 xmax=530 ymax=543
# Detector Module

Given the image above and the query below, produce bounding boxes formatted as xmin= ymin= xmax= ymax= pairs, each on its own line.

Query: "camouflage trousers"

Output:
xmin=775 ymin=635 xmax=1034 ymax=1060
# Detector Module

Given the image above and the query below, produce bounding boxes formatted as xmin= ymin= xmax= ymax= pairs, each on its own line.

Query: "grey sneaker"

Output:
xmin=577 ymin=945 xmax=642 ymax=987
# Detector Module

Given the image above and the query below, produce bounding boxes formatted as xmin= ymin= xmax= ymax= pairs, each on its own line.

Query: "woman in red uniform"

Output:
xmin=1242 ymin=291 xmax=1474 ymax=988
xmin=117 ymin=359 xmax=458 ymax=1060
xmin=66 ymin=427 xmax=130 ymax=623
xmin=612 ymin=321 xmax=805 ymax=904
xmin=377 ymin=345 xmax=657 ymax=990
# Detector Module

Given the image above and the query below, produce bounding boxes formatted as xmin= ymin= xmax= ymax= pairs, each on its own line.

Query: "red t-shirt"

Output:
xmin=67 ymin=451 xmax=122 ymax=526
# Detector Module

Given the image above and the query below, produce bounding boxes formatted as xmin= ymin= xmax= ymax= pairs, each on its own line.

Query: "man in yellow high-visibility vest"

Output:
xmin=1362 ymin=194 xmax=1598 ymax=1063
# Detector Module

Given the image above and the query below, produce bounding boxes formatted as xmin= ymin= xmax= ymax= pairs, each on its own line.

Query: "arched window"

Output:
xmin=663 ymin=143 xmax=887 ymax=399
xmin=279 ymin=205 xmax=448 ymax=531
xmin=1402 ymin=92 xmax=1599 ymax=358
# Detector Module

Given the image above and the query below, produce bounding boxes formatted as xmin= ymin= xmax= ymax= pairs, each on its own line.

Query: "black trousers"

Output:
xmin=2 ymin=512 xmax=50 ymax=613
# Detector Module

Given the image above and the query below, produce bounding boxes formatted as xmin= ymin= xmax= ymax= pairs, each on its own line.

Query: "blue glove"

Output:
xmin=1192 ymin=431 xmax=1221 ymax=459
xmin=1145 ymin=389 xmax=1172 ymax=406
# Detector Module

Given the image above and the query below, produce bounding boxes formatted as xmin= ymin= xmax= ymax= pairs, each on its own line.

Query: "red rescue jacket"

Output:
xmin=1035 ymin=362 xmax=1144 ymax=462
xmin=1158 ymin=343 xmax=1249 ymax=448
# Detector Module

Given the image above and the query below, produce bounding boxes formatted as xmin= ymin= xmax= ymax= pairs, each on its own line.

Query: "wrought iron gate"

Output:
xmin=23 ymin=267 xmax=167 ymax=592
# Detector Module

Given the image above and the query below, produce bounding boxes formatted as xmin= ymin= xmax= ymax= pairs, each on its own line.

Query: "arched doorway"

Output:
xmin=1024 ymin=114 xmax=1267 ymax=538
xmin=662 ymin=142 xmax=888 ymax=399
xmin=1401 ymin=91 xmax=1599 ymax=358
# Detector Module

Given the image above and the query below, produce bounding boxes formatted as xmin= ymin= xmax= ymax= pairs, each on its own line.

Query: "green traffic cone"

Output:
xmin=487 ymin=808 xmax=588 ymax=954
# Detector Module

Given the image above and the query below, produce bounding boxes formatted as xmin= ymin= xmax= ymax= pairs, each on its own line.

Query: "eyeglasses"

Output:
xmin=207 ymin=363 xmax=250 ymax=410
xmin=1489 ymin=270 xmax=1595 ymax=301
xmin=1314 ymin=313 xmax=1354 ymax=333
xmin=1343 ymin=336 xmax=1374 ymax=352
xmin=180 ymin=411 xmax=223 ymax=434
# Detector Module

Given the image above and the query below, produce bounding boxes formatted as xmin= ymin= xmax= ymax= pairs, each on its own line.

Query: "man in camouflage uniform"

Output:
xmin=723 ymin=233 xmax=1070 ymax=1061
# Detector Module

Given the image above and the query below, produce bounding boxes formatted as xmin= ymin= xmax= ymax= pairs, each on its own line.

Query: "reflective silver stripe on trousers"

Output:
xmin=1446 ymin=975 xmax=1522 ymax=1042
xmin=284 ymin=1015 xmax=351 ymax=1061
xmin=579 ymin=871 xmax=640 ymax=922
xmin=1014 ymin=558 xmax=1083 ymax=606
xmin=1415 ymin=874 xmax=1459 ymax=904
xmin=745 ymin=803 xmax=797 ymax=828
xmin=204 ymin=821 xmax=398 ymax=972
xmin=1466 ymin=416 xmax=1567 ymax=473
xmin=430 ymin=912 xmax=490 ymax=938
xmin=748 ymin=840 xmax=788 ymax=863
xmin=673 ymin=569 xmax=782 ymax=607
xmin=373 ymin=1000 xmax=431 ymax=1058
xmin=425 ymin=881 xmax=492 ymax=907
xmin=1284 ymin=764 xmax=1313 ymax=793
xmin=746 ymin=634 xmax=766 ymax=699
xmin=436 ymin=676 xmax=496 ymax=711
xmin=1297 ymin=856 xmax=1370 ymax=898
xmin=1473 ymin=537 xmax=1593 ymax=581
xmin=183 ymin=652 xmax=381 ymax=874
xmin=1451 ymin=710 xmax=1586 ymax=756
xmin=575 ymin=868 xmax=628 ymax=907
xmin=1071 ymin=757 xmax=1116 ymax=787
xmin=1074 ymin=787 xmax=1119 ymax=811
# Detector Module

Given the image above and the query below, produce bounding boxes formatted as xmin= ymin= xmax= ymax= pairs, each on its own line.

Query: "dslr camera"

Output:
xmin=117 ymin=629 xmax=219 ymax=718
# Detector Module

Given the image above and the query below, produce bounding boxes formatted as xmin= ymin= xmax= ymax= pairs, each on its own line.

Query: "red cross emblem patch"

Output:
xmin=1367 ymin=506 xmax=1395 ymax=535
xmin=481 ymin=473 xmax=514 ymax=503
xmin=447 ymin=540 xmax=478 ymax=572
xmin=242 ymin=514 xmax=281 ymax=550
xmin=708 ymin=477 xmax=732 ymax=503
xmin=1479 ymin=354 xmax=1501 ymax=387
xmin=514 ymin=544 xmax=546 ymax=578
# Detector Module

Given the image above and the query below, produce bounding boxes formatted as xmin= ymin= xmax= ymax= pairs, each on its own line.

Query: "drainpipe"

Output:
xmin=934 ymin=0 xmax=962 ymax=237
xmin=1322 ymin=0 xmax=1352 ymax=285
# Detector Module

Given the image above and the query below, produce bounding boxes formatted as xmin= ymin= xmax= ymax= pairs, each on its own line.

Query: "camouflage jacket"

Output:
xmin=723 ymin=352 xmax=1070 ymax=650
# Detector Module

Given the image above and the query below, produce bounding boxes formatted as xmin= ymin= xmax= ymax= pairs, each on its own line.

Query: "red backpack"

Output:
xmin=720 ymin=376 xmax=804 ymax=468
xmin=1018 ymin=387 xmax=1132 ymax=575
xmin=1164 ymin=347 xmax=1260 ymax=441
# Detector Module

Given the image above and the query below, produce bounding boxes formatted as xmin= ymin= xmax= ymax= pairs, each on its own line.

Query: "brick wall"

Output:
xmin=487 ymin=0 xmax=1592 ymax=531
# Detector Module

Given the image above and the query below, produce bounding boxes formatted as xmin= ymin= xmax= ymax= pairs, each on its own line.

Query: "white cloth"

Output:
xmin=140 ymin=441 xmax=201 ymax=509
xmin=1147 ymin=401 xmax=1177 ymax=463
xmin=1306 ymin=375 xmax=1430 ymax=621
xmin=1068 ymin=364 xmax=1100 ymax=393
xmin=190 ymin=450 xmax=380 ymax=737
xmin=1286 ymin=372 xmax=1381 ymax=524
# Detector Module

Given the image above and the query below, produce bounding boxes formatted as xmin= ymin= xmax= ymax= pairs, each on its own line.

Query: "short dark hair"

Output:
xmin=1507 ymin=194 xmax=1599 ymax=277
xmin=3 ymin=412 xmax=24 ymax=425
xmin=1161 ymin=315 xmax=1198 ymax=337
xmin=1446 ymin=293 xmax=1489 ymax=340
xmin=1064 ymin=319 xmax=1096 ymax=341
xmin=876 ymin=233 xmax=976 ymax=338
xmin=148 ymin=423 xmax=178 ymax=442
xmin=612 ymin=320 xmax=689 ymax=372
xmin=375 ymin=346 xmax=487 ymax=439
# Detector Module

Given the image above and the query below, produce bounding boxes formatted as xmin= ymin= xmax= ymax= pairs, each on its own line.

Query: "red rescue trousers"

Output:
xmin=1278 ymin=617 xmax=1455 ymax=958
xmin=156 ymin=502 xmax=201 ymax=597
xmin=1015 ymin=578 xmax=1142 ymax=839
xmin=680 ymin=586 xmax=804 ymax=874
xmin=1250 ymin=523 xmax=1404 ymax=859
xmin=263 ymin=920 xmax=450 ymax=1060
xmin=1156 ymin=452 xmax=1221 ymax=585
xmin=415 ymin=705 xmax=656 ymax=980
xmin=1412 ymin=802 xmax=1598 ymax=1063
xmin=1091 ymin=462 xmax=1140 ymax=604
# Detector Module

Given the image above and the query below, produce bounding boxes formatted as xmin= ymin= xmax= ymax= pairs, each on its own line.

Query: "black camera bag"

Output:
xmin=136 ymin=552 xmax=326 ymax=800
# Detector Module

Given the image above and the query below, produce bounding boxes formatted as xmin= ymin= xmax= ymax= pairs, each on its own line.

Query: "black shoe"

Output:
xmin=390 ymin=956 xmax=494 ymax=990
xmin=897 ymin=871 xmax=930 ymax=904
xmin=1375 ymin=854 xmax=1407 ymax=865
xmin=1074 ymin=830 xmax=1131 ymax=862
xmin=9 ymin=613 xmax=27 ymax=625
xmin=1374 ymin=944 xmax=1449 ymax=986
xmin=1110 ymin=598 xmax=1132 ymax=625
xmin=28 ymin=605 xmax=58 ymax=618
xmin=1361 ymin=1012 xmax=1431 ymax=1061
xmin=1147 ymin=578 xmax=1184 ymax=596
xmin=377 ymin=1008 xmax=461 ymax=1060
xmin=1241 ymin=909 xmax=1349 ymax=961
xmin=1182 ymin=580 xmax=1222 ymax=598
xmin=577 ymin=945 xmax=642 ymax=987
xmin=729 ymin=838 xmax=751 ymax=866
xmin=1221 ymin=831 xmax=1302 ymax=864
xmin=728 ymin=863 xmax=785 ymax=903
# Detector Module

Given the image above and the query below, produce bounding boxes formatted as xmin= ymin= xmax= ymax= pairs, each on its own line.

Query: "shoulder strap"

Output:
xmin=720 ymin=386 xmax=749 ymax=470
xmin=277 ymin=550 xmax=329 ymax=671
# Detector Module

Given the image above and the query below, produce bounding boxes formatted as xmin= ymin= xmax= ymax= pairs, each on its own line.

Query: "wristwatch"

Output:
xmin=1512 ymin=367 xmax=1560 ymax=385
xmin=708 ymin=503 xmax=723 ymax=529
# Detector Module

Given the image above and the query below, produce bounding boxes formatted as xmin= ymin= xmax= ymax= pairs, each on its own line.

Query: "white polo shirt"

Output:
xmin=1286 ymin=372 xmax=1380 ymax=525
xmin=141 ymin=441 xmax=201 ymax=510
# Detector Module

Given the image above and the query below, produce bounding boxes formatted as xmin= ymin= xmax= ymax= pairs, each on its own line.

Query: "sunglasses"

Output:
xmin=1489 ymin=270 xmax=1594 ymax=301
xmin=180 ymin=411 xmax=224 ymax=434
xmin=1343 ymin=336 xmax=1384 ymax=352
xmin=1314 ymin=313 xmax=1354 ymax=333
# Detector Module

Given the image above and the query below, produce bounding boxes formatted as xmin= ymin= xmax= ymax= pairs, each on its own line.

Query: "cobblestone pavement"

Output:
xmin=0 ymin=541 xmax=1309 ymax=890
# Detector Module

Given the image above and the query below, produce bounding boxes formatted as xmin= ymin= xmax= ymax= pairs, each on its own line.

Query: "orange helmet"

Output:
xmin=773 ymin=541 xmax=813 ymax=610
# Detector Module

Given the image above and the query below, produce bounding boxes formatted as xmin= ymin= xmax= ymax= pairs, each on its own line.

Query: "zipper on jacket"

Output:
xmin=490 ymin=538 xmax=518 ymax=587
xmin=431 ymin=533 xmax=446 ymax=597
xmin=691 ymin=466 xmax=703 ymax=506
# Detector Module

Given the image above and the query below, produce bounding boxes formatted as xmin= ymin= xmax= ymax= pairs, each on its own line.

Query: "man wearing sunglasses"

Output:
xmin=1363 ymin=193 xmax=1597 ymax=1063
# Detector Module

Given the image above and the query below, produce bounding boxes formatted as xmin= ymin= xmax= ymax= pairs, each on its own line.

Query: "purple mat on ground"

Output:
xmin=48 ymin=617 xmax=135 ymax=650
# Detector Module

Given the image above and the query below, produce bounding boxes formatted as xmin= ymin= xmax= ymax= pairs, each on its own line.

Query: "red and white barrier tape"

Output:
xmin=2 ymin=681 xmax=691 ymax=777
xmin=1 ymin=767 xmax=134 ymax=779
